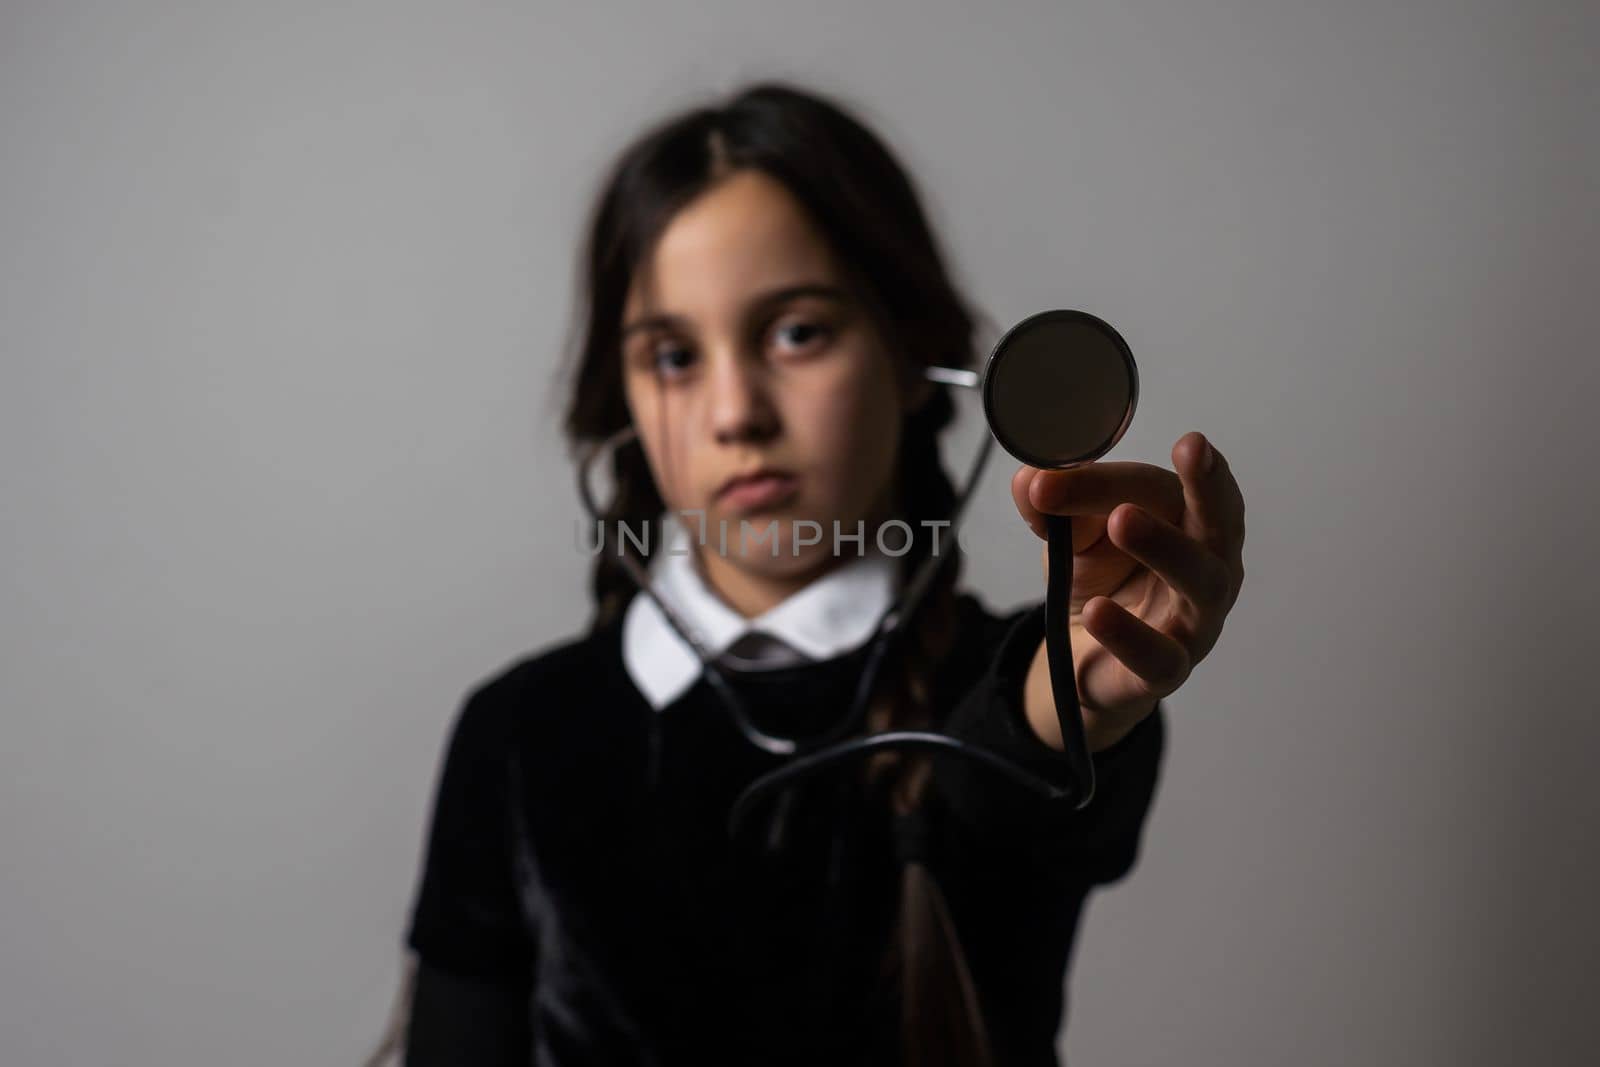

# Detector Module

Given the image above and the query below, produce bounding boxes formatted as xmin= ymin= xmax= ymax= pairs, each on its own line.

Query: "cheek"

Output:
xmin=798 ymin=365 xmax=903 ymax=506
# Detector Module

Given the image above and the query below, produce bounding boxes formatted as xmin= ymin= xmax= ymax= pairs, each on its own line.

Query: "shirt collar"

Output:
xmin=621 ymin=519 xmax=900 ymax=711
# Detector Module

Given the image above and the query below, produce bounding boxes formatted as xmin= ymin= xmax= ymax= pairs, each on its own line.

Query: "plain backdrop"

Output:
xmin=3 ymin=1 xmax=1596 ymax=1064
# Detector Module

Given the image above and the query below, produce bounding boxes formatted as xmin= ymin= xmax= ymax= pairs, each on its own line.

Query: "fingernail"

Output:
xmin=1200 ymin=435 xmax=1215 ymax=473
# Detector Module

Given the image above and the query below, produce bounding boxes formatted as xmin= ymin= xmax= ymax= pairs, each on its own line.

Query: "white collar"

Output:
xmin=620 ymin=519 xmax=900 ymax=711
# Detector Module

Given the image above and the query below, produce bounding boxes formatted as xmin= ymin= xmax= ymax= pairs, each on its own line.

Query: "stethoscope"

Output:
xmin=576 ymin=309 xmax=1139 ymax=843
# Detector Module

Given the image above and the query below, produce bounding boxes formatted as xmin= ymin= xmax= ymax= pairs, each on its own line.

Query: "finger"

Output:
xmin=1037 ymin=513 xmax=1117 ymax=587
xmin=1011 ymin=465 xmax=1048 ymax=540
xmin=1080 ymin=595 xmax=1192 ymax=700
xmin=1173 ymin=432 xmax=1246 ymax=578
xmin=1107 ymin=502 xmax=1233 ymax=641
xmin=1018 ymin=466 xmax=1112 ymax=551
xmin=1028 ymin=461 xmax=1185 ymax=526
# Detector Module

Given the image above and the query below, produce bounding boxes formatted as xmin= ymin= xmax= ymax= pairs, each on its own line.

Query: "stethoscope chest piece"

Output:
xmin=981 ymin=308 xmax=1138 ymax=471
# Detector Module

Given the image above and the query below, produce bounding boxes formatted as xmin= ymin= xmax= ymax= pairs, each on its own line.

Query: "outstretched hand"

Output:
xmin=1012 ymin=431 xmax=1247 ymax=752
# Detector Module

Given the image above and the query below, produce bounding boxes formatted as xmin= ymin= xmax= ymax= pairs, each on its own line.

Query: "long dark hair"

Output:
xmin=561 ymin=81 xmax=995 ymax=1066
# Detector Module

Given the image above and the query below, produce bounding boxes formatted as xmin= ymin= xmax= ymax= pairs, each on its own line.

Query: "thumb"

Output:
xmin=1011 ymin=465 xmax=1049 ymax=540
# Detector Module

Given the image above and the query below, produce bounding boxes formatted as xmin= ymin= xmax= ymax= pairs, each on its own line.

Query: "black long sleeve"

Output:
xmin=931 ymin=598 xmax=1167 ymax=884
xmin=405 ymin=963 xmax=529 ymax=1067
xmin=406 ymin=677 xmax=538 ymax=977
xmin=404 ymin=676 xmax=540 ymax=1066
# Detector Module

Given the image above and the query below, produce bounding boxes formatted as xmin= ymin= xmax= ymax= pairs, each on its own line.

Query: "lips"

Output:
xmin=716 ymin=469 xmax=800 ymax=512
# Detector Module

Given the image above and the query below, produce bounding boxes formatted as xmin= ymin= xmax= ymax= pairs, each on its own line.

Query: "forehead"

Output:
xmin=625 ymin=169 xmax=841 ymax=317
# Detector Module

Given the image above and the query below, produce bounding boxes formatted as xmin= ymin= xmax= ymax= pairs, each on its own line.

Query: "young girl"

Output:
xmin=388 ymin=81 xmax=1245 ymax=1067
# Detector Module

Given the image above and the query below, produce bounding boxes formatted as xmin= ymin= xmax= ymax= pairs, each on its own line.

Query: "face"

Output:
xmin=620 ymin=168 xmax=919 ymax=590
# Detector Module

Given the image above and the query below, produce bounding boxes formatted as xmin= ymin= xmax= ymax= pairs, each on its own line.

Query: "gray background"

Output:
xmin=3 ymin=1 xmax=1596 ymax=1063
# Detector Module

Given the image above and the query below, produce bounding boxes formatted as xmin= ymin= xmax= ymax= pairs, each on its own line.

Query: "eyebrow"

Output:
xmin=619 ymin=283 xmax=852 ymax=341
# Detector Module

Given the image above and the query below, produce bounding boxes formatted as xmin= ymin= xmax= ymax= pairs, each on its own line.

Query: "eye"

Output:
xmin=646 ymin=338 xmax=696 ymax=379
xmin=769 ymin=317 xmax=834 ymax=357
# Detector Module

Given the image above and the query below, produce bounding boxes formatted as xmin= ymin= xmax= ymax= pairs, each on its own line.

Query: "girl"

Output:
xmin=386 ymin=80 xmax=1245 ymax=1067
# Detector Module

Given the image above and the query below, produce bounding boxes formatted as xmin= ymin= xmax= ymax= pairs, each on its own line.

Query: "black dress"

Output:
xmin=403 ymin=590 xmax=1166 ymax=1067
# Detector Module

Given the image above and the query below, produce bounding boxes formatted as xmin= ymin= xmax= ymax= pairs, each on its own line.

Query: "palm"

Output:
xmin=1016 ymin=443 xmax=1245 ymax=727
xmin=1050 ymin=513 xmax=1177 ymax=713
xmin=1049 ymin=511 xmax=1177 ymax=713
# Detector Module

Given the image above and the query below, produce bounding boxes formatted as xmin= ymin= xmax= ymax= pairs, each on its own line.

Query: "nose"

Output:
xmin=707 ymin=349 xmax=779 ymax=446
